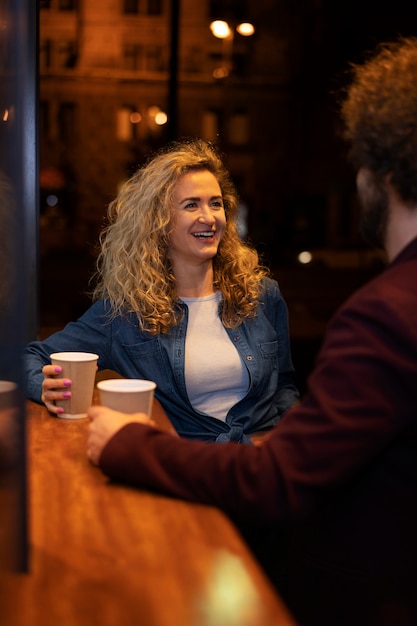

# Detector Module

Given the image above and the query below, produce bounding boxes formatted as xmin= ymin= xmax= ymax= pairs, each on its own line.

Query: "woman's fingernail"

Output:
xmin=55 ymin=366 xmax=62 ymax=373
xmin=63 ymin=379 xmax=72 ymax=387
xmin=57 ymin=407 xmax=64 ymax=414
xmin=63 ymin=392 xmax=71 ymax=399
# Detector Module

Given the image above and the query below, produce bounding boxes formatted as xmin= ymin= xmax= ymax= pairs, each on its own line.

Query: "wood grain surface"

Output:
xmin=1 ymin=389 xmax=296 ymax=626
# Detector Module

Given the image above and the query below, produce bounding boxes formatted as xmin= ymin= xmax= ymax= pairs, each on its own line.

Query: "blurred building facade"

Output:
xmin=40 ymin=0 xmax=407 ymax=388
xmin=39 ymin=0 xmax=364 ymax=264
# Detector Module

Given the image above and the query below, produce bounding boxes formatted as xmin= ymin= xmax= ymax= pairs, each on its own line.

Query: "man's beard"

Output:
xmin=357 ymin=169 xmax=389 ymax=249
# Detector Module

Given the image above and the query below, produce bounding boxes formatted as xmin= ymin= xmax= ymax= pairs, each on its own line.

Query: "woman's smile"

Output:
xmin=168 ymin=169 xmax=226 ymax=267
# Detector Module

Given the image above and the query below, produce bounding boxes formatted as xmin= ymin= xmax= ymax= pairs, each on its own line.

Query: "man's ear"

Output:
xmin=384 ymin=172 xmax=403 ymax=205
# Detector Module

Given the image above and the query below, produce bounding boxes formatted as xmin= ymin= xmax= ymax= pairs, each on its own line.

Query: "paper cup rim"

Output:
xmin=50 ymin=352 xmax=99 ymax=362
xmin=0 ymin=380 xmax=18 ymax=392
xmin=97 ymin=379 xmax=156 ymax=392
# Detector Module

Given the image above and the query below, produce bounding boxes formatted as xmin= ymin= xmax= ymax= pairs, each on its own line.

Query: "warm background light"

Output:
xmin=210 ymin=20 xmax=232 ymax=39
xmin=155 ymin=111 xmax=168 ymax=125
xmin=298 ymin=251 xmax=313 ymax=264
xmin=236 ymin=22 xmax=255 ymax=37
xmin=213 ymin=67 xmax=229 ymax=79
xmin=129 ymin=111 xmax=142 ymax=124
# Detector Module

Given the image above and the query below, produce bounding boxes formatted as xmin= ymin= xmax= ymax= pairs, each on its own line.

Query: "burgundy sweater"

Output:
xmin=100 ymin=238 xmax=417 ymax=626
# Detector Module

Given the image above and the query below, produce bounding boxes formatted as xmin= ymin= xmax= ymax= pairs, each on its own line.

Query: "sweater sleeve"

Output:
xmin=99 ymin=281 xmax=417 ymax=529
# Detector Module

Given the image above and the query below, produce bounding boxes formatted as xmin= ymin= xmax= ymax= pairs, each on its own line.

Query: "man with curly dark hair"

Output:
xmin=87 ymin=38 xmax=417 ymax=625
xmin=342 ymin=37 xmax=417 ymax=249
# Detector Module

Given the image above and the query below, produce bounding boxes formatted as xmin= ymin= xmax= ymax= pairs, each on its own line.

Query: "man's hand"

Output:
xmin=87 ymin=405 xmax=153 ymax=465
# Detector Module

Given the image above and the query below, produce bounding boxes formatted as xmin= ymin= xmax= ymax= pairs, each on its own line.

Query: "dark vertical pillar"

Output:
xmin=0 ymin=0 xmax=38 ymax=579
xmin=167 ymin=0 xmax=180 ymax=141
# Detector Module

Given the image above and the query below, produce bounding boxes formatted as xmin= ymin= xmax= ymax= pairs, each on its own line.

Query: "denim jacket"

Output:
xmin=25 ymin=277 xmax=299 ymax=443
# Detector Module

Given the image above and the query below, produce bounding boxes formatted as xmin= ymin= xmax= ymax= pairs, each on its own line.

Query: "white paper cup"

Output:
xmin=50 ymin=352 xmax=99 ymax=419
xmin=97 ymin=379 xmax=156 ymax=415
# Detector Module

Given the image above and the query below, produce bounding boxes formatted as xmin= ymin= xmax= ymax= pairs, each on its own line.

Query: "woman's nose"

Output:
xmin=198 ymin=206 xmax=216 ymax=223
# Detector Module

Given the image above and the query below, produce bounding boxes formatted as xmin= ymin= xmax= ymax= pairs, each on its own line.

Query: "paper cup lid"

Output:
xmin=50 ymin=352 xmax=99 ymax=362
xmin=97 ymin=379 xmax=156 ymax=392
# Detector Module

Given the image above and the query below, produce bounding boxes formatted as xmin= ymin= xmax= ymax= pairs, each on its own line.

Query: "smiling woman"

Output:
xmin=168 ymin=169 xmax=226 ymax=295
xmin=25 ymin=138 xmax=299 ymax=442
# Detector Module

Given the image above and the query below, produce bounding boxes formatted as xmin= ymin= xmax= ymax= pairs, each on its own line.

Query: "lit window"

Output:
xmin=209 ymin=0 xmax=248 ymax=21
xmin=57 ymin=41 xmax=77 ymax=69
xmin=123 ymin=0 xmax=138 ymax=14
xmin=228 ymin=112 xmax=249 ymax=145
xmin=39 ymin=39 xmax=52 ymax=70
xmin=116 ymin=106 xmax=140 ymax=141
xmin=59 ymin=0 xmax=77 ymax=10
xmin=146 ymin=0 xmax=162 ymax=15
xmin=184 ymin=46 xmax=204 ymax=73
xmin=124 ymin=0 xmax=162 ymax=14
xmin=123 ymin=44 xmax=144 ymax=71
xmin=39 ymin=101 xmax=50 ymax=140
xmin=58 ymin=102 xmax=76 ymax=142
xmin=202 ymin=110 xmax=219 ymax=142
xmin=145 ymin=45 xmax=167 ymax=72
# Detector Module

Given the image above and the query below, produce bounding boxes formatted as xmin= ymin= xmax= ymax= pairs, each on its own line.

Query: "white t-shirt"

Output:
xmin=181 ymin=292 xmax=249 ymax=421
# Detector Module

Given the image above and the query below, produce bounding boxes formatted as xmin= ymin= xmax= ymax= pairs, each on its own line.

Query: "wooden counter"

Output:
xmin=1 ymin=397 xmax=297 ymax=626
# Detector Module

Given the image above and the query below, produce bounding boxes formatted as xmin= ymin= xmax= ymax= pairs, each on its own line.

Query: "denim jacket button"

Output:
xmin=246 ymin=355 xmax=253 ymax=361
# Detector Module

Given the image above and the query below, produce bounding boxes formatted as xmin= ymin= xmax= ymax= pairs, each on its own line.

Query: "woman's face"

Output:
xmin=167 ymin=169 xmax=226 ymax=268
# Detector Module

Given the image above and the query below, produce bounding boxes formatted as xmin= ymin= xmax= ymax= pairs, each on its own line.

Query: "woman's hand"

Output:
xmin=87 ymin=405 xmax=153 ymax=465
xmin=41 ymin=364 xmax=72 ymax=416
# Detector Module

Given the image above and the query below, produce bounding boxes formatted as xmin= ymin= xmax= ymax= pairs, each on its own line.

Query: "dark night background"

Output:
xmin=38 ymin=0 xmax=417 ymax=394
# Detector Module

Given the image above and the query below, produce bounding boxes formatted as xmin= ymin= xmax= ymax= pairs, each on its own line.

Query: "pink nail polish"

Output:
xmin=63 ymin=391 xmax=71 ymax=399
xmin=63 ymin=379 xmax=72 ymax=387
xmin=55 ymin=366 xmax=62 ymax=373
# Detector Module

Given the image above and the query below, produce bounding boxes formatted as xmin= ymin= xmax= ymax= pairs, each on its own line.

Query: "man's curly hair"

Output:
xmin=341 ymin=36 xmax=417 ymax=204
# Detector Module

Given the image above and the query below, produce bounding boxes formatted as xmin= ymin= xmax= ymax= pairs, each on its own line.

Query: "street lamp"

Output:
xmin=209 ymin=19 xmax=255 ymax=79
xmin=210 ymin=20 xmax=255 ymax=39
xmin=210 ymin=20 xmax=232 ymax=39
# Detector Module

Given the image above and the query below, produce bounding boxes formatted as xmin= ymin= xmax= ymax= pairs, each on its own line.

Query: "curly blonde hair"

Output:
xmin=93 ymin=138 xmax=269 ymax=334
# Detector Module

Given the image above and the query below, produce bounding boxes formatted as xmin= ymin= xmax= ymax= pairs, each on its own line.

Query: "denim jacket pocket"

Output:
xmin=258 ymin=340 xmax=278 ymax=358
xmin=122 ymin=338 xmax=175 ymax=393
